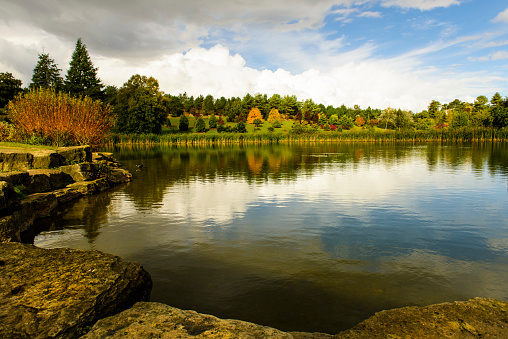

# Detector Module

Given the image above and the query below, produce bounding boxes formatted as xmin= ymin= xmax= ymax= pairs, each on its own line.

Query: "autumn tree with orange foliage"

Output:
xmin=247 ymin=107 xmax=263 ymax=124
xmin=267 ymin=108 xmax=281 ymax=124
xmin=355 ymin=116 xmax=365 ymax=127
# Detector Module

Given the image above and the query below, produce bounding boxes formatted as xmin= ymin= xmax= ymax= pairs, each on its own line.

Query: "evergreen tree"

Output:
xmin=65 ymin=38 xmax=104 ymax=99
xmin=0 ymin=72 xmax=23 ymax=108
xmin=179 ymin=114 xmax=189 ymax=131
xmin=30 ymin=53 xmax=63 ymax=91
xmin=208 ymin=114 xmax=218 ymax=129
xmin=195 ymin=117 xmax=206 ymax=132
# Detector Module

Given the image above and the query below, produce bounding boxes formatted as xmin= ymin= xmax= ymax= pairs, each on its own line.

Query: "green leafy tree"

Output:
xmin=379 ymin=107 xmax=396 ymax=129
xmin=208 ymin=114 xmax=218 ymax=129
xmin=329 ymin=114 xmax=339 ymax=125
xmin=280 ymin=95 xmax=299 ymax=117
xmin=472 ymin=95 xmax=491 ymax=127
xmin=195 ymin=117 xmax=206 ymax=132
xmin=30 ymin=53 xmax=63 ymax=91
xmin=167 ymin=95 xmax=184 ymax=117
xmin=114 ymin=74 xmax=166 ymax=134
xmin=237 ymin=121 xmax=247 ymax=133
xmin=491 ymin=92 xmax=508 ymax=128
xmin=65 ymin=38 xmax=104 ymax=99
xmin=179 ymin=114 xmax=189 ymax=131
xmin=103 ymin=85 xmax=118 ymax=106
xmin=203 ymin=95 xmax=215 ymax=113
xmin=339 ymin=115 xmax=354 ymax=130
xmin=0 ymin=72 xmax=23 ymax=108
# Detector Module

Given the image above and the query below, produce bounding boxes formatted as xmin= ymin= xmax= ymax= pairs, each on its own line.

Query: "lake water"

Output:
xmin=34 ymin=142 xmax=508 ymax=334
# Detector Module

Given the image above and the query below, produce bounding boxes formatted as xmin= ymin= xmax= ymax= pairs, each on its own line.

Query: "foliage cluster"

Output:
xmin=7 ymin=88 xmax=112 ymax=147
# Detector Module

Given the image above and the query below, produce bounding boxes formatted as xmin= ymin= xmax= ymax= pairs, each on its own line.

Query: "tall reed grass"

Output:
xmin=106 ymin=127 xmax=508 ymax=146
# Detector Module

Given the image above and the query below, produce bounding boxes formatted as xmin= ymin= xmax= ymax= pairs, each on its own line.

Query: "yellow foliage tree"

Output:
xmin=267 ymin=108 xmax=281 ymax=124
xmin=355 ymin=116 xmax=365 ymax=127
xmin=247 ymin=107 xmax=263 ymax=124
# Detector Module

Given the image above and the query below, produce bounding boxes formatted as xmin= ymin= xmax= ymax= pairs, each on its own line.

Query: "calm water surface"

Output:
xmin=34 ymin=142 xmax=508 ymax=333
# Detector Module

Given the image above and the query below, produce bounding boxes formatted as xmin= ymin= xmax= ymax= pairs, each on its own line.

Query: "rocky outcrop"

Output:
xmin=0 ymin=146 xmax=132 ymax=243
xmin=81 ymin=302 xmax=294 ymax=339
xmin=81 ymin=298 xmax=508 ymax=338
xmin=0 ymin=242 xmax=152 ymax=339
xmin=336 ymin=297 xmax=508 ymax=338
xmin=0 ymin=145 xmax=91 ymax=172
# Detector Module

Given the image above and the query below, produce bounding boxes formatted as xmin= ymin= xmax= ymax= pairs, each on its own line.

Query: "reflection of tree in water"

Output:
xmin=30 ymin=188 xmax=118 ymax=244
xmin=108 ymin=142 xmax=508 ymax=211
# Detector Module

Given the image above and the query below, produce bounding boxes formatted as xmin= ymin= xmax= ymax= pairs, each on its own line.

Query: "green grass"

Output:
xmin=0 ymin=141 xmax=59 ymax=150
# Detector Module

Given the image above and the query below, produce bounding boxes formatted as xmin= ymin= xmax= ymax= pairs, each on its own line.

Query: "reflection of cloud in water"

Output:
xmin=153 ymin=158 xmax=488 ymax=226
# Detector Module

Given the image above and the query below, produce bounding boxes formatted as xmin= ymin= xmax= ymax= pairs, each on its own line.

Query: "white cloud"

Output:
xmin=492 ymin=8 xmax=508 ymax=23
xmin=483 ymin=40 xmax=508 ymax=48
xmin=95 ymin=44 xmax=503 ymax=112
xmin=468 ymin=51 xmax=508 ymax=62
xmin=492 ymin=51 xmax=508 ymax=60
xmin=381 ymin=0 xmax=461 ymax=11
xmin=358 ymin=11 xmax=383 ymax=18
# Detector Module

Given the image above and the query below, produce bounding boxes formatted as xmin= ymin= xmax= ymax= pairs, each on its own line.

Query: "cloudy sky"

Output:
xmin=1 ymin=0 xmax=508 ymax=111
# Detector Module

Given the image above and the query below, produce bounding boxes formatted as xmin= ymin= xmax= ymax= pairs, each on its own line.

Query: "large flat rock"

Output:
xmin=81 ymin=301 xmax=294 ymax=338
xmin=336 ymin=297 xmax=508 ymax=338
xmin=0 ymin=243 xmax=152 ymax=339
xmin=0 ymin=146 xmax=91 ymax=171
xmin=81 ymin=297 xmax=508 ymax=338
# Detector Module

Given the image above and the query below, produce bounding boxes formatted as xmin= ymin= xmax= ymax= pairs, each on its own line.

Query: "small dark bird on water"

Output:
xmin=136 ymin=164 xmax=143 ymax=169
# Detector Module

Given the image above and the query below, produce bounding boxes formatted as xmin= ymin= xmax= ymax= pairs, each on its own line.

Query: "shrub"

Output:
xmin=272 ymin=120 xmax=281 ymax=128
xmin=322 ymin=123 xmax=330 ymax=131
xmin=209 ymin=114 xmax=218 ymax=129
xmin=237 ymin=121 xmax=247 ymax=133
xmin=195 ymin=117 xmax=206 ymax=132
xmin=8 ymin=88 xmax=112 ymax=147
xmin=179 ymin=115 xmax=189 ymax=131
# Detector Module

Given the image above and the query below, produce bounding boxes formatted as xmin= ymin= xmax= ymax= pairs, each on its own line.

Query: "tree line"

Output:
xmin=1 ymin=38 xmax=508 ymax=138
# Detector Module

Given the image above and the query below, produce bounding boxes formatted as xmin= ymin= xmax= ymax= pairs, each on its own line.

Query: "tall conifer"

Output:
xmin=30 ymin=53 xmax=63 ymax=91
xmin=65 ymin=38 xmax=104 ymax=100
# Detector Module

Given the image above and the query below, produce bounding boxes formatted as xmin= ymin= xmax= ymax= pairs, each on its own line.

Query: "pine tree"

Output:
xmin=0 ymin=72 xmax=23 ymax=108
xmin=65 ymin=38 xmax=104 ymax=100
xmin=30 ymin=53 xmax=63 ymax=91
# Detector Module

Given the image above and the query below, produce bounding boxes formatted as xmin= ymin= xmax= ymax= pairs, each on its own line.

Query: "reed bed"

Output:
xmin=106 ymin=127 xmax=508 ymax=146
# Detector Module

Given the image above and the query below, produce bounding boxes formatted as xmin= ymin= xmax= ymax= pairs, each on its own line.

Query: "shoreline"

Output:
xmin=1 ymin=145 xmax=507 ymax=337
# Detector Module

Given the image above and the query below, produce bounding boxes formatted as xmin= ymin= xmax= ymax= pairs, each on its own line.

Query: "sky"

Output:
xmin=1 ymin=0 xmax=508 ymax=112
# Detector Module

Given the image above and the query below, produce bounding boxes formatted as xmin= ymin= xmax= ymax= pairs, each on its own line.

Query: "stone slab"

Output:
xmin=0 ymin=243 xmax=152 ymax=339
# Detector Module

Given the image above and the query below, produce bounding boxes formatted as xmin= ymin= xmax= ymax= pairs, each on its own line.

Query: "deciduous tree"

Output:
xmin=267 ymin=108 xmax=281 ymax=124
xmin=247 ymin=107 xmax=263 ymax=124
xmin=114 ymin=74 xmax=166 ymax=134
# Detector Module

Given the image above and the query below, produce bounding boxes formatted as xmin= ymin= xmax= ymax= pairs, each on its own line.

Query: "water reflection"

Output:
xmin=35 ymin=142 xmax=508 ymax=334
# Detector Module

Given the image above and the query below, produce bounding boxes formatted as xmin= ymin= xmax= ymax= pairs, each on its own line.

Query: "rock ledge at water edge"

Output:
xmin=0 ymin=242 xmax=152 ymax=339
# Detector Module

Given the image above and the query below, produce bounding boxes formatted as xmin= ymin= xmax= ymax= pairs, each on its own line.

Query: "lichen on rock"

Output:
xmin=0 ymin=242 xmax=152 ymax=339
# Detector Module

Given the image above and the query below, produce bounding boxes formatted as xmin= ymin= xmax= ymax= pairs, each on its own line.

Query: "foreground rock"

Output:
xmin=81 ymin=302 xmax=294 ymax=339
xmin=336 ymin=297 xmax=508 ymax=338
xmin=0 ymin=242 xmax=152 ymax=339
xmin=81 ymin=297 xmax=508 ymax=338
